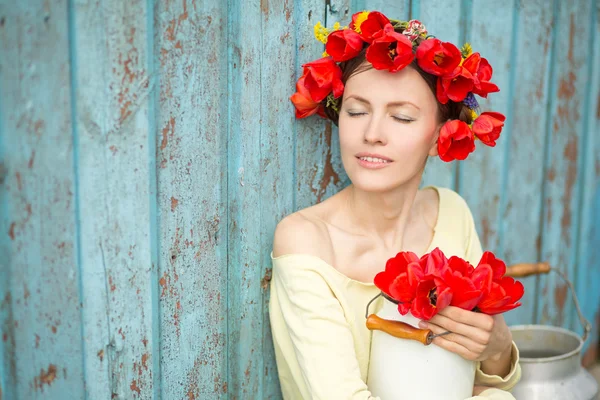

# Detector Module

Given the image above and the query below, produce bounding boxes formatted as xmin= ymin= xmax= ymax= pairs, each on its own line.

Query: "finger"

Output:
xmin=426 ymin=320 xmax=485 ymax=355
xmin=437 ymin=306 xmax=495 ymax=331
xmin=426 ymin=313 xmax=490 ymax=345
xmin=432 ymin=335 xmax=481 ymax=361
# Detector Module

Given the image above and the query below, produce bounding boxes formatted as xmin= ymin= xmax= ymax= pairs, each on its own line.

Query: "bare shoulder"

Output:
xmin=272 ymin=209 xmax=334 ymax=261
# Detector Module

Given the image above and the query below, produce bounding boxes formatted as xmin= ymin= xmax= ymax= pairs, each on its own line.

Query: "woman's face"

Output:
xmin=338 ymin=65 xmax=441 ymax=193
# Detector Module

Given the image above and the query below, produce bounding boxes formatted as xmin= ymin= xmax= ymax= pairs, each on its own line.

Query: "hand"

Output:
xmin=472 ymin=386 xmax=489 ymax=396
xmin=418 ymin=306 xmax=512 ymax=362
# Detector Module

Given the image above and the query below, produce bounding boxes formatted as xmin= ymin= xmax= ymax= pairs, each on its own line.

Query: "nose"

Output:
xmin=363 ymin=114 xmax=387 ymax=145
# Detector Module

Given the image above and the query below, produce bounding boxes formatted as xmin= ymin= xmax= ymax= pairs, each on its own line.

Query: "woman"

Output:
xmin=269 ymin=12 xmax=520 ymax=400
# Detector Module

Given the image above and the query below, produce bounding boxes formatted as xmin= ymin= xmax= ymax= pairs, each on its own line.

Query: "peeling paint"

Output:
xmin=32 ymin=364 xmax=57 ymax=391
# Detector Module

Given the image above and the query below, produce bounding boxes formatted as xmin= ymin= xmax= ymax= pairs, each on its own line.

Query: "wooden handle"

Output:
xmin=505 ymin=262 xmax=551 ymax=278
xmin=366 ymin=314 xmax=432 ymax=345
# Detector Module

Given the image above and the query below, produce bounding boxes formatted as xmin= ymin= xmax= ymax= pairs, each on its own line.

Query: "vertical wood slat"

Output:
xmin=72 ymin=0 xmax=158 ymax=398
xmin=498 ymin=0 xmax=555 ymax=326
xmin=537 ymin=0 xmax=592 ymax=328
xmin=0 ymin=1 xmax=85 ymax=399
xmin=417 ymin=0 xmax=463 ymax=190
xmin=459 ymin=0 xmax=515 ymax=253
xmin=294 ymin=1 xmax=348 ymax=212
xmin=155 ymin=0 xmax=229 ymax=398
xmin=577 ymin=1 xmax=600 ymax=362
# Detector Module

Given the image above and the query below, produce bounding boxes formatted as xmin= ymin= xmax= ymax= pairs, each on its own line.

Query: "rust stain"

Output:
xmin=560 ymin=136 xmax=578 ymax=242
xmin=141 ymin=353 xmax=148 ymax=370
xmin=15 ymin=172 xmax=22 ymax=191
xmin=261 ymin=268 xmax=272 ymax=290
xmin=130 ymin=379 xmax=141 ymax=395
xmin=8 ymin=222 xmax=15 ymax=240
xmin=33 ymin=364 xmax=57 ymax=391
xmin=118 ymin=327 xmax=125 ymax=340
xmin=161 ymin=117 xmax=175 ymax=150
xmin=557 ymin=71 xmax=576 ymax=100
xmin=480 ymin=217 xmax=491 ymax=248
xmin=171 ymin=197 xmax=179 ymax=212
xmin=28 ymin=151 xmax=35 ymax=169
xmin=567 ymin=14 xmax=575 ymax=62
xmin=260 ymin=0 xmax=268 ymax=15
xmin=35 ymin=334 xmax=40 ymax=348
xmin=51 ymin=326 xmax=57 ymax=334
xmin=109 ymin=145 xmax=117 ymax=155
xmin=547 ymin=167 xmax=556 ymax=182
xmin=314 ymin=123 xmax=340 ymax=202
xmin=582 ymin=310 xmax=599 ymax=366
xmin=284 ymin=0 xmax=291 ymax=21
xmin=97 ymin=349 xmax=104 ymax=362
xmin=554 ymin=283 xmax=568 ymax=316
xmin=159 ymin=275 xmax=167 ymax=297
xmin=109 ymin=275 xmax=116 ymax=292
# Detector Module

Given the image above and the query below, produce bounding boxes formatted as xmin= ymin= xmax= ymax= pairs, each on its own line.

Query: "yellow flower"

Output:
xmin=322 ymin=50 xmax=329 ymax=57
xmin=470 ymin=109 xmax=478 ymax=121
xmin=314 ymin=22 xmax=330 ymax=44
xmin=352 ymin=11 xmax=370 ymax=34
xmin=461 ymin=43 xmax=473 ymax=58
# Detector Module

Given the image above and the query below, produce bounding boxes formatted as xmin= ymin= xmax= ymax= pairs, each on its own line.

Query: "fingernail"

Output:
xmin=418 ymin=322 xmax=428 ymax=329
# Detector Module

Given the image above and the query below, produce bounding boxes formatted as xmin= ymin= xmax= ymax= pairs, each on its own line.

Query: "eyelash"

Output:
xmin=346 ymin=111 xmax=414 ymax=123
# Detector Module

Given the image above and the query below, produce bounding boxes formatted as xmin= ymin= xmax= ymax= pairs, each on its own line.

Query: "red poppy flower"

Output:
xmin=325 ymin=29 xmax=364 ymax=62
xmin=415 ymin=38 xmax=462 ymax=77
xmin=477 ymin=276 xmax=524 ymax=315
xmin=411 ymin=276 xmax=453 ymax=320
xmin=437 ymin=120 xmax=476 ymax=162
xmin=436 ymin=66 xmax=475 ymax=104
xmin=365 ymin=24 xmax=415 ymax=72
xmin=356 ymin=11 xmax=391 ymax=43
xmin=461 ymin=53 xmax=499 ymax=98
xmin=472 ymin=112 xmax=505 ymax=147
xmin=374 ymin=251 xmax=421 ymax=299
xmin=301 ymin=57 xmax=344 ymax=102
xmin=290 ymin=74 xmax=327 ymax=119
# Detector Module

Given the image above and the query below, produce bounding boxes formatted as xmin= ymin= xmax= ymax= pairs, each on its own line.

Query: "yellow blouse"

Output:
xmin=268 ymin=187 xmax=521 ymax=400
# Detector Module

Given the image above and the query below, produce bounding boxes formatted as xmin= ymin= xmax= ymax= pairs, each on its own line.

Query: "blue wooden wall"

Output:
xmin=0 ymin=0 xmax=598 ymax=398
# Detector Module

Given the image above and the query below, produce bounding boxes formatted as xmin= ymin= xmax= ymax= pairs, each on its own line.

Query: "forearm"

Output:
xmin=479 ymin=343 xmax=512 ymax=377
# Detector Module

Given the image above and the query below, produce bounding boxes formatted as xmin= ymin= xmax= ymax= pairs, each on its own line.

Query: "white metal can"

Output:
xmin=367 ymin=296 xmax=476 ymax=400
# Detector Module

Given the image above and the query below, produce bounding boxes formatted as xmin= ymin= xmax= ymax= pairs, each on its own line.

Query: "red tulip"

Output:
xmin=366 ymin=24 xmax=415 ymax=72
xmin=355 ymin=11 xmax=391 ymax=43
xmin=302 ymin=57 xmax=344 ymax=103
xmin=436 ymin=66 xmax=475 ymax=104
xmin=374 ymin=251 xmax=421 ymax=299
xmin=477 ymin=251 xmax=507 ymax=281
xmin=325 ymin=29 xmax=364 ymax=62
xmin=420 ymin=247 xmax=448 ymax=277
xmin=290 ymin=74 xmax=327 ymax=119
xmin=411 ymin=276 xmax=453 ymax=320
xmin=477 ymin=276 xmax=524 ymax=315
xmin=472 ymin=112 xmax=505 ymax=147
xmin=437 ymin=120 xmax=476 ymax=162
xmin=461 ymin=53 xmax=499 ymax=98
xmin=416 ymin=38 xmax=462 ymax=77
xmin=438 ymin=257 xmax=483 ymax=310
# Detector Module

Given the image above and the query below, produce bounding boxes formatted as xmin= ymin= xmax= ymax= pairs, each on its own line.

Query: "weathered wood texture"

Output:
xmin=0 ymin=0 xmax=598 ymax=398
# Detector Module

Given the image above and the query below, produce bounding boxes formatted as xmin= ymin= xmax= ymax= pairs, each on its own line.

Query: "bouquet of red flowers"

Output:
xmin=374 ymin=248 xmax=524 ymax=320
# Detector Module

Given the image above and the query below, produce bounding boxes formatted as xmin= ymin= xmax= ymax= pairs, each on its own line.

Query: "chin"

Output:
xmin=347 ymin=172 xmax=408 ymax=193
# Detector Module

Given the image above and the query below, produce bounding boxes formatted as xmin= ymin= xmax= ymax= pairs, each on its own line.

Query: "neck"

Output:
xmin=343 ymin=173 xmax=424 ymax=249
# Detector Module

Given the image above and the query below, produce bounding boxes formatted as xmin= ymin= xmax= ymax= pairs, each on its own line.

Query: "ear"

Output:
xmin=428 ymin=122 xmax=443 ymax=157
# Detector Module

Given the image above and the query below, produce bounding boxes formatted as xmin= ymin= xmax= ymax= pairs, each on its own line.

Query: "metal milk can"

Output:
xmin=365 ymin=293 xmax=476 ymax=400
xmin=505 ymin=262 xmax=599 ymax=400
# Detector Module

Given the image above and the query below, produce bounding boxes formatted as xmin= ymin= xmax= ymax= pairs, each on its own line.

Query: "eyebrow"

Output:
xmin=345 ymin=95 xmax=421 ymax=110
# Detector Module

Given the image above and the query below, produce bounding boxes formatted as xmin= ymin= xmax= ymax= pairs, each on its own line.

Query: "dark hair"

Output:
xmin=322 ymin=42 xmax=474 ymax=127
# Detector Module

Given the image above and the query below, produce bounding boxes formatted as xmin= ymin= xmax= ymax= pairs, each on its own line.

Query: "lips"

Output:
xmin=355 ymin=152 xmax=393 ymax=163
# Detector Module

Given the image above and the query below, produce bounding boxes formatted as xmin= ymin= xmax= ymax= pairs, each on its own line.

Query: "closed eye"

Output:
xmin=392 ymin=116 xmax=414 ymax=123
xmin=347 ymin=111 xmax=367 ymax=117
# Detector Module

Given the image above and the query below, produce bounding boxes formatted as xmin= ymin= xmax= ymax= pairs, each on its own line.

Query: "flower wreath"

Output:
xmin=290 ymin=11 xmax=506 ymax=162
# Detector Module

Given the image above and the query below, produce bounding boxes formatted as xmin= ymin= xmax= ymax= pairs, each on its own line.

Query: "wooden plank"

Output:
xmin=259 ymin=0 xmax=298 ymax=398
xmin=578 ymin=1 xmax=600 ymax=365
xmin=71 ymin=0 xmax=158 ymax=398
xmin=0 ymin=1 xmax=85 ymax=398
xmin=458 ymin=0 xmax=514 ymax=253
xmin=417 ymin=0 xmax=462 ymax=189
xmin=294 ymin=0 xmax=349 ymax=211
xmin=537 ymin=0 xmax=592 ymax=328
xmin=494 ymin=0 xmax=555 ymax=327
xmin=155 ymin=0 xmax=229 ymax=398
